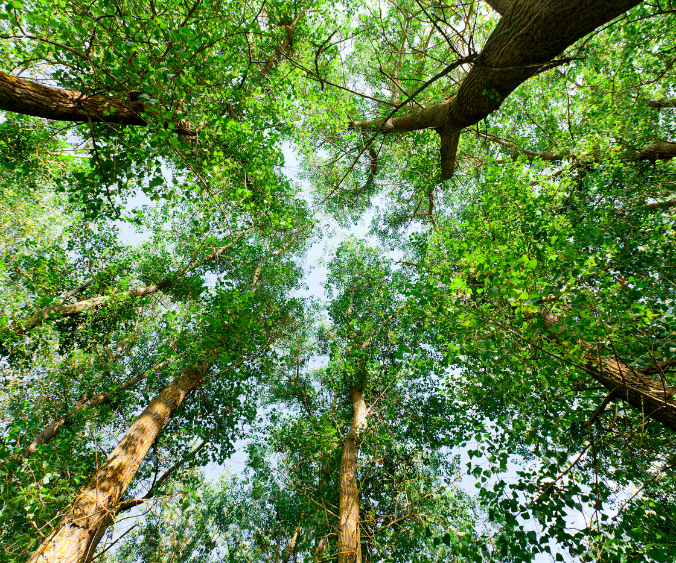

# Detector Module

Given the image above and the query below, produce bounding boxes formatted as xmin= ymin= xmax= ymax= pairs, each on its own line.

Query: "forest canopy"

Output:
xmin=0 ymin=1 xmax=675 ymax=562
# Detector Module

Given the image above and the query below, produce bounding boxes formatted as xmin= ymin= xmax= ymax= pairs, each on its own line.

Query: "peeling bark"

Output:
xmin=338 ymin=387 xmax=368 ymax=563
xmin=0 ymin=71 xmax=196 ymax=135
xmin=28 ymin=364 xmax=208 ymax=563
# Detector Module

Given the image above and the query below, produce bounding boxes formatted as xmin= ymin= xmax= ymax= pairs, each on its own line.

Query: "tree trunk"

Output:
xmin=0 ymin=71 xmax=196 ymax=135
xmin=21 ymin=359 xmax=171 ymax=458
xmin=5 ymin=225 xmax=254 ymax=340
xmin=281 ymin=522 xmax=301 ymax=563
xmin=484 ymin=0 xmax=512 ymax=15
xmin=350 ymin=0 xmax=641 ymax=178
xmin=583 ymin=355 xmax=676 ymax=432
xmin=28 ymin=364 xmax=208 ymax=563
xmin=337 ymin=387 xmax=368 ymax=563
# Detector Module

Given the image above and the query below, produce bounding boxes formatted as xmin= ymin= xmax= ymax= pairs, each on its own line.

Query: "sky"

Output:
xmin=107 ymin=143 xmax=594 ymax=563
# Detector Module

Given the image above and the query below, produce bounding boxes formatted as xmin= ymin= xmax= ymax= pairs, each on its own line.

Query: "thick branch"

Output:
xmin=478 ymin=132 xmax=676 ymax=164
xmin=6 ymin=227 xmax=253 ymax=339
xmin=350 ymin=0 xmax=641 ymax=178
xmin=647 ymin=98 xmax=676 ymax=110
xmin=258 ymin=12 xmax=303 ymax=83
xmin=0 ymin=71 xmax=196 ymax=136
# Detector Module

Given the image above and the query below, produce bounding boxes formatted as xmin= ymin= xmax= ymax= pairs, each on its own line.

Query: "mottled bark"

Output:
xmin=0 ymin=71 xmax=196 ymax=135
xmin=28 ymin=364 xmax=208 ymax=563
xmin=350 ymin=0 xmax=641 ymax=179
xmin=338 ymin=387 xmax=368 ymax=563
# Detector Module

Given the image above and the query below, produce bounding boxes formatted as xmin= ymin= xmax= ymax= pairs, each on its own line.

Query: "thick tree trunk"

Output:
xmin=0 ymin=71 xmax=196 ymax=135
xmin=584 ymin=355 xmax=676 ymax=432
xmin=351 ymin=0 xmax=641 ymax=179
xmin=337 ymin=387 xmax=368 ymax=563
xmin=541 ymin=312 xmax=676 ymax=432
xmin=22 ymin=359 xmax=171 ymax=458
xmin=484 ymin=0 xmax=512 ymax=15
xmin=28 ymin=364 xmax=208 ymax=563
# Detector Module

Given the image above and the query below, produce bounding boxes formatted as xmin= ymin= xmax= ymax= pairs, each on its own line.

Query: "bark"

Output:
xmin=0 ymin=71 xmax=196 ymax=135
xmin=281 ymin=522 xmax=301 ymax=563
xmin=350 ymin=0 xmax=641 ymax=179
xmin=541 ymin=313 xmax=676 ymax=432
xmin=337 ymin=387 xmax=368 ymax=563
xmin=21 ymin=359 xmax=172 ymax=458
xmin=477 ymin=132 xmax=676 ymax=164
xmin=647 ymin=98 xmax=676 ymax=110
xmin=584 ymin=355 xmax=676 ymax=432
xmin=484 ymin=0 xmax=513 ymax=16
xmin=646 ymin=198 xmax=676 ymax=210
xmin=6 ymin=226 xmax=254 ymax=340
xmin=28 ymin=364 xmax=208 ymax=563
xmin=631 ymin=141 xmax=676 ymax=162
xmin=258 ymin=12 xmax=303 ymax=84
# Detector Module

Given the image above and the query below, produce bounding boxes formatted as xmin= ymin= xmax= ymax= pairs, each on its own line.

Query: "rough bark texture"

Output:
xmin=22 ymin=360 xmax=171 ymax=458
xmin=0 ymin=71 xmax=196 ymax=135
xmin=439 ymin=127 xmax=461 ymax=180
xmin=584 ymin=356 xmax=676 ymax=432
xmin=446 ymin=0 xmax=640 ymax=130
xmin=338 ymin=387 xmax=368 ymax=563
xmin=28 ymin=364 xmax=208 ymax=563
xmin=484 ymin=0 xmax=512 ymax=16
xmin=351 ymin=0 xmax=641 ymax=178
xmin=632 ymin=141 xmax=676 ymax=162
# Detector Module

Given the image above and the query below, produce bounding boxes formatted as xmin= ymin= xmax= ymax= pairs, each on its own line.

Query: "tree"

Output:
xmin=2 ymin=0 xmax=676 ymax=561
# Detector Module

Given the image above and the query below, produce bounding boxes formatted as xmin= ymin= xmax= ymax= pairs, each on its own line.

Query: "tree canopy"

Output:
xmin=1 ymin=1 xmax=675 ymax=562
